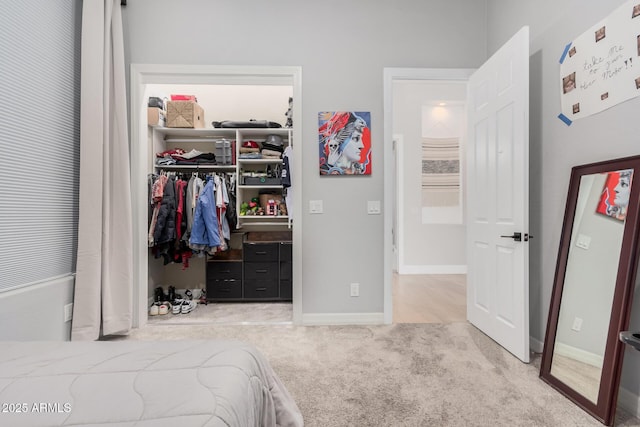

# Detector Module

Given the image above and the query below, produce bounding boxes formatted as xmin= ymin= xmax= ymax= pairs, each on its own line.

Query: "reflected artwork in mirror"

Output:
xmin=540 ymin=156 xmax=640 ymax=426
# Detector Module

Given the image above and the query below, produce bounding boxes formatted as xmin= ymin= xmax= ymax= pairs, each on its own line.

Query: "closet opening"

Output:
xmin=130 ymin=65 xmax=303 ymax=329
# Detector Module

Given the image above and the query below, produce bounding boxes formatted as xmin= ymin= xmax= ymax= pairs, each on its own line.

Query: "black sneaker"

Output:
xmin=154 ymin=287 xmax=164 ymax=303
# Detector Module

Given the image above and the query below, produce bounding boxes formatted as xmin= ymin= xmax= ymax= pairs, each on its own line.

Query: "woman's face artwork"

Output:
xmin=342 ymin=128 xmax=365 ymax=162
xmin=614 ymin=172 xmax=631 ymax=207
xmin=597 ymin=169 xmax=634 ymax=221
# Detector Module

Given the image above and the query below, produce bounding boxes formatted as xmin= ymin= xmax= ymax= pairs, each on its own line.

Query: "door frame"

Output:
xmin=130 ymin=64 xmax=303 ymax=328
xmin=383 ymin=68 xmax=475 ymax=324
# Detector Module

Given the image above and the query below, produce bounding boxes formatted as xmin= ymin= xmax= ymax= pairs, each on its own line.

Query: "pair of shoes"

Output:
xmin=150 ymin=301 xmax=170 ymax=316
xmin=171 ymin=299 xmax=196 ymax=314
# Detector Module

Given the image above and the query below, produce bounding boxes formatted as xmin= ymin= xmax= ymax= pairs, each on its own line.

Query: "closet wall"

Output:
xmin=146 ymin=84 xmax=293 ymax=299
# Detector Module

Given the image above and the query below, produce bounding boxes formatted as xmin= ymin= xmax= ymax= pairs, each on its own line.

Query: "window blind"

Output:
xmin=0 ymin=0 xmax=81 ymax=292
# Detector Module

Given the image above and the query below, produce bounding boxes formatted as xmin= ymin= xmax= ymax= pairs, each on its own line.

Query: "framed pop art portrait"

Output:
xmin=318 ymin=111 xmax=372 ymax=175
xmin=596 ymin=169 xmax=634 ymax=221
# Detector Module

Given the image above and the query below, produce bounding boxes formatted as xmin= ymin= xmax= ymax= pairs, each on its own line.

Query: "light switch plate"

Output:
xmin=309 ymin=200 xmax=323 ymax=214
xmin=576 ymin=233 xmax=591 ymax=250
xmin=367 ymin=200 xmax=381 ymax=215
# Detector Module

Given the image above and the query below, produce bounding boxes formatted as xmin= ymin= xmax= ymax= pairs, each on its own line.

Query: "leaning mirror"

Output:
xmin=540 ymin=155 xmax=640 ymax=426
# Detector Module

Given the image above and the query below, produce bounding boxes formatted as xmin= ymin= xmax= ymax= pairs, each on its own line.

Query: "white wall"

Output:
xmin=122 ymin=0 xmax=487 ymax=319
xmin=0 ymin=276 xmax=74 ymax=341
xmin=486 ymin=0 xmax=640 ymax=413
xmin=393 ymin=80 xmax=467 ymax=272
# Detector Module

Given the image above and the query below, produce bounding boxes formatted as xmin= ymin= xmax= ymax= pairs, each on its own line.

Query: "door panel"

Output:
xmin=467 ymin=26 xmax=530 ymax=363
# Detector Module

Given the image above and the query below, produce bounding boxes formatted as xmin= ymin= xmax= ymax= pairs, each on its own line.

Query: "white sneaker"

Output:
xmin=181 ymin=300 xmax=196 ymax=314
xmin=158 ymin=303 xmax=169 ymax=315
xmin=172 ymin=299 xmax=183 ymax=314
xmin=149 ymin=304 xmax=159 ymax=316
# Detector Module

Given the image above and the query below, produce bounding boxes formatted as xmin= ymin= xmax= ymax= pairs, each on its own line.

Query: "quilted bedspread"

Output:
xmin=0 ymin=340 xmax=303 ymax=427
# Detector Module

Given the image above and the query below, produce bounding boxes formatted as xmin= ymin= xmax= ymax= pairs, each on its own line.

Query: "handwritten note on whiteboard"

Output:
xmin=560 ymin=0 xmax=640 ymax=121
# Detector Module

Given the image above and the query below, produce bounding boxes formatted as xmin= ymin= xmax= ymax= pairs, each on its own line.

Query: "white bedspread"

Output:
xmin=0 ymin=340 xmax=303 ymax=427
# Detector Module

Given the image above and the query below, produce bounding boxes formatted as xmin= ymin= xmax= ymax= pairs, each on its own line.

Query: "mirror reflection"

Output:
xmin=550 ymin=169 xmax=633 ymax=403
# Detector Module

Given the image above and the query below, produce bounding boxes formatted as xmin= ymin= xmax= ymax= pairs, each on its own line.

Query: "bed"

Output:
xmin=0 ymin=340 xmax=303 ymax=426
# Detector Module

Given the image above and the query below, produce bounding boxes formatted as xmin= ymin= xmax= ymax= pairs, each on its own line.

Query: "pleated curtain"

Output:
xmin=72 ymin=0 xmax=133 ymax=340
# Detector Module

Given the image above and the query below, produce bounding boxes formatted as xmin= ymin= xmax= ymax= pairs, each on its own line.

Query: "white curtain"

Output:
xmin=72 ymin=0 xmax=133 ymax=340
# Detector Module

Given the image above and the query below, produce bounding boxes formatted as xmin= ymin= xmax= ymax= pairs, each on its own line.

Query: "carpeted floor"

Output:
xmin=118 ymin=321 xmax=640 ymax=427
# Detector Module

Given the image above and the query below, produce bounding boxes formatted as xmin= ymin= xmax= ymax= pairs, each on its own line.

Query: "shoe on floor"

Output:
xmin=181 ymin=300 xmax=196 ymax=314
xmin=172 ymin=299 xmax=183 ymax=315
xmin=158 ymin=303 xmax=169 ymax=315
xmin=149 ymin=303 xmax=159 ymax=316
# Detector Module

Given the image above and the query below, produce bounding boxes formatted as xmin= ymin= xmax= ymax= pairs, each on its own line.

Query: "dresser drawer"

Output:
xmin=207 ymin=261 xmax=242 ymax=280
xmin=244 ymin=262 xmax=278 ymax=280
xmin=243 ymin=279 xmax=279 ymax=299
xmin=207 ymin=278 xmax=242 ymax=299
xmin=243 ymin=243 xmax=279 ymax=262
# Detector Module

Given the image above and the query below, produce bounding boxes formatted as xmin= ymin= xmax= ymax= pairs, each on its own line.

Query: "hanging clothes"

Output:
xmin=283 ymin=146 xmax=293 ymax=219
xmin=213 ymin=174 xmax=228 ymax=252
xmin=189 ymin=177 xmax=221 ymax=254
xmin=225 ymin=173 xmax=238 ymax=230
xmin=182 ymin=173 xmax=204 ymax=245
xmin=148 ymin=173 xmax=168 ymax=247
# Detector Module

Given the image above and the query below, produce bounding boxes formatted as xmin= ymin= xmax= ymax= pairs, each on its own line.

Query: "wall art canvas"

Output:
xmin=596 ymin=169 xmax=633 ymax=221
xmin=318 ymin=111 xmax=371 ymax=175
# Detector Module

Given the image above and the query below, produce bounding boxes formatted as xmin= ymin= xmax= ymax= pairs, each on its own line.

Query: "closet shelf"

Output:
xmin=238 ymin=184 xmax=284 ymax=189
xmin=239 ymin=215 xmax=289 ymax=220
xmin=238 ymin=159 xmax=283 ymax=164
xmin=157 ymin=164 xmax=236 ymax=172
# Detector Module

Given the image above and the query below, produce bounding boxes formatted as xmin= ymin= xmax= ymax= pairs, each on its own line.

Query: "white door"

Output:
xmin=466 ymin=26 xmax=530 ymax=363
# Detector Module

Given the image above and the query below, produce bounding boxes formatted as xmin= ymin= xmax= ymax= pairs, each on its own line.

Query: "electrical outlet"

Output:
xmin=571 ymin=317 xmax=583 ymax=332
xmin=64 ymin=303 xmax=73 ymax=322
xmin=350 ymin=283 xmax=360 ymax=297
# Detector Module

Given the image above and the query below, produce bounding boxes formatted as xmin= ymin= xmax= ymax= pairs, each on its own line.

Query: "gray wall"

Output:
xmin=122 ymin=0 xmax=487 ymax=315
xmin=486 ymin=0 xmax=640 ymax=403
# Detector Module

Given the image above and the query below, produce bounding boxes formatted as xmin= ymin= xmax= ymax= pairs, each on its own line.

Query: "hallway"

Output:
xmin=392 ymin=273 xmax=466 ymax=323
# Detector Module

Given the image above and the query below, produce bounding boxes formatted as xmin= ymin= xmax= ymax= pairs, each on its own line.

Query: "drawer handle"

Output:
xmin=256 ymin=269 xmax=268 ymax=273
xmin=255 ymin=251 xmax=268 ymax=255
xmin=255 ymin=287 xmax=267 ymax=292
xmin=220 ymin=269 xmax=231 ymax=273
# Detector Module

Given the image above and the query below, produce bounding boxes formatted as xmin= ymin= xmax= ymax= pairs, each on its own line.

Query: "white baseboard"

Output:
xmin=554 ymin=342 xmax=603 ymax=368
xmin=530 ymin=336 xmax=544 ymax=354
xmin=618 ymin=386 xmax=640 ymax=418
xmin=398 ymin=265 xmax=467 ymax=275
xmin=302 ymin=312 xmax=385 ymax=326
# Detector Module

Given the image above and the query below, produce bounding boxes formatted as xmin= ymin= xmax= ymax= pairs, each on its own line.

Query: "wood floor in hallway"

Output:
xmin=392 ymin=273 xmax=467 ymax=324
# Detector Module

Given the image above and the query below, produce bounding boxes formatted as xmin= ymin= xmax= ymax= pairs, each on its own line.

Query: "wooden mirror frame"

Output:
xmin=540 ymin=155 xmax=640 ymax=426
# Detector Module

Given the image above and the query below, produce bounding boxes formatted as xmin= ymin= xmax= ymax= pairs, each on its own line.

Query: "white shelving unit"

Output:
xmin=151 ymin=126 xmax=292 ymax=229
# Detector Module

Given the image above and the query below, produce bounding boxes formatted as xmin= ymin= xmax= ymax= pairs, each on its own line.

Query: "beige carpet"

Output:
xmin=117 ymin=322 xmax=640 ymax=427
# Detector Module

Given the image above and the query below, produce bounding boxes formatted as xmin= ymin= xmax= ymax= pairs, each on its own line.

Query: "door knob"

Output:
xmin=500 ymin=232 xmax=522 ymax=242
xmin=500 ymin=232 xmax=533 ymax=242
